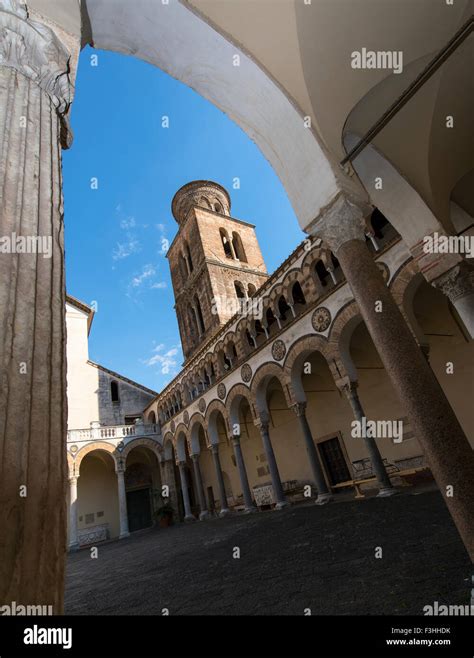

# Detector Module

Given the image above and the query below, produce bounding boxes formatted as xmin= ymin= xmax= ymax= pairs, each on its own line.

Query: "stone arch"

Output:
xmin=175 ymin=427 xmax=189 ymax=462
xmin=67 ymin=452 xmax=75 ymax=478
xmin=162 ymin=433 xmax=175 ymax=462
xmin=75 ymin=441 xmax=118 ymax=471
xmin=121 ymin=437 xmax=163 ymax=463
xmin=250 ymin=362 xmax=292 ymax=414
xmin=205 ymin=399 xmax=229 ymax=446
xmin=188 ymin=413 xmax=206 ymax=454
xmin=283 ymin=334 xmax=334 ymax=402
xmin=226 ymin=382 xmax=254 ymax=429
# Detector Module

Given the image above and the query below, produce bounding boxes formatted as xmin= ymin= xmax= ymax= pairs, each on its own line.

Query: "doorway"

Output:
xmin=317 ymin=436 xmax=351 ymax=486
xmin=126 ymin=488 xmax=152 ymax=532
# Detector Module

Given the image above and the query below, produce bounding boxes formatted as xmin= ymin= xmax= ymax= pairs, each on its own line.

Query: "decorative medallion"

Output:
xmin=69 ymin=444 xmax=78 ymax=454
xmin=217 ymin=383 xmax=226 ymax=400
xmin=311 ymin=306 xmax=331 ymax=333
xmin=170 ymin=420 xmax=176 ymax=433
xmin=271 ymin=339 xmax=286 ymax=361
xmin=117 ymin=441 xmax=125 ymax=453
xmin=198 ymin=398 xmax=206 ymax=413
xmin=241 ymin=363 xmax=252 ymax=383
xmin=183 ymin=410 xmax=189 ymax=425
xmin=376 ymin=261 xmax=390 ymax=284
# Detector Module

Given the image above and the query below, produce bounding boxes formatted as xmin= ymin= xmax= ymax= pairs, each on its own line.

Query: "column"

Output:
xmin=191 ymin=454 xmax=210 ymax=520
xmin=162 ymin=459 xmax=180 ymax=518
xmin=0 ymin=1 xmax=77 ymax=612
xmin=433 ymin=262 xmax=474 ymax=339
xmin=313 ymin=195 xmax=474 ymax=559
xmin=116 ymin=467 xmax=130 ymax=539
xmin=211 ymin=444 xmax=230 ymax=516
xmin=231 ymin=435 xmax=257 ymax=513
xmin=341 ymin=381 xmax=394 ymax=496
xmin=68 ymin=476 xmax=80 ymax=551
xmin=290 ymin=403 xmax=332 ymax=504
xmin=254 ymin=416 xmax=289 ymax=510
xmin=178 ymin=461 xmax=196 ymax=522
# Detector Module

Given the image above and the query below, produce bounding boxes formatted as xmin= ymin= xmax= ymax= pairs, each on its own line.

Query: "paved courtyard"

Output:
xmin=65 ymin=489 xmax=471 ymax=615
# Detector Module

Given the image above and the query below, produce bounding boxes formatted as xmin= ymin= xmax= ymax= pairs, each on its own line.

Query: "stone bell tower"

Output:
xmin=167 ymin=181 xmax=268 ymax=360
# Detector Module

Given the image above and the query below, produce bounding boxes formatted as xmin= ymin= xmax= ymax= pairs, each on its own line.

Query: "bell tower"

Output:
xmin=167 ymin=180 xmax=268 ymax=361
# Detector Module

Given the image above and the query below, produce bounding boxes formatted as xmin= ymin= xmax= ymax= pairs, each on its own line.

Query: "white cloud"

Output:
xmin=120 ymin=216 xmax=136 ymax=230
xmin=130 ymin=264 xmax=156 ymax=288
xmin=156 ymin=223 xmax=166 ymax=232
xmin=143 ymin=343 xmax=181 ymax=375
xmin=113 ymin=238 xmax=141 ymax=260
xmin=150 ymin=281 xmax=167 ymax=289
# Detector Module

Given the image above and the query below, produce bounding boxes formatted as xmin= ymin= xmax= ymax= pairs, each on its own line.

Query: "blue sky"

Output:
xmin=64 ymin=47 xmax=304 ymax=392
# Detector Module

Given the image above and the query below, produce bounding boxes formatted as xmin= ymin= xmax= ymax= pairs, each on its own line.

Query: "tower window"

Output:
xmin=234 ymin=281 xmax=246 ymax=299
xmin=232 ymin=232 xmax=247 ymax=262
xmin=194 ymin=296 xmax=206 ymax=334
xmin=220 ymin=229 xmax=233 ymax=259
xmin=185 ymin=242 xmax=194 ymax=272
xmin=110 ymin=381 xmax=120 ymax=403
xmin=248 ymin=283 xmax=257 ymax=297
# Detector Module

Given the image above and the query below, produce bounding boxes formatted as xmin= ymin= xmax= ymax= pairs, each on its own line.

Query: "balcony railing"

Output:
xmin=67 ymin=423 xmax=159 ymax=443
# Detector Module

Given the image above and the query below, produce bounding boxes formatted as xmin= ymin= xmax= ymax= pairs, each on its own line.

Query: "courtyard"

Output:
xmin=65 ymin=488 xmax=471 ymax=616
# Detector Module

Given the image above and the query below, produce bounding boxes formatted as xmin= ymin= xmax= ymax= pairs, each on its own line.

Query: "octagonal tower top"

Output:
xmin=171 ymin=180 xmax=231 ymax=224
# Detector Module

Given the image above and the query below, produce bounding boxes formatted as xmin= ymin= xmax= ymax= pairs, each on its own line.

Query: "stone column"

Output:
xmin=116 ymin=466 xmax=130 ymax=539
xmin=211 ymin=444 xmax=230 ymax=516
xmin=313 ymin=195 xmax=474 ymax=559
xmin=433 ymin=262 xmax=474 ymax=339
xmin=290 ymin=402 xmax=332 ymax=504
xmin=191 ymin=454 xmax=210 ymax=520
xmin=0 ymin=1 xmax=77 ymax=612
xmin=231 ymin=435 xmax=256 ymax=513
xmin=177 ymin=461 xmax=195 ymax=522
xmin=254 ymin=416 xmax=289 ymax=510
xmin=162 ymin=458 xmax=180 ymax=518
xmin=340 ymin=381 xmax=394 ymax=496
xmin=68 ymin=476 xmax=79 ymax=551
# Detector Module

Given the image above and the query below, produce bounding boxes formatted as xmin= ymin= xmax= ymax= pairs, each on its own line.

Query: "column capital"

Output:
xmin=310 ymin=193 xmax=371 ymax=254
xmin=290 ymin=401 xmax=307 ymax=417
xmin=433 ymin=261 xmax=474 ymax=303
xmin=0 ymin=0 xmax=74 ymax=143
xmin=336 ymin=378 xmax=359 ymax=396
xmin=190 ymin=453 xmax=199 ymax=462
xmin=230 ymin=433 xmax=241 ymax=445
xmin=210 ymin=443 xmax=219 ymax=455
xmin=68 ymin=475 xmax=78 ymax=485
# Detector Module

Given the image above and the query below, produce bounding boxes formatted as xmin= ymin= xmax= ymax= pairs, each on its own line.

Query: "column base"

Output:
xmin=275 ymin=500 xmax=291 ymax=510
xmin=315 ymin=493 xmax=333 ymax=505
xmin=199 ymin=510 xmax=211 ymax=520
xmin=119 ymin=531 xmax=130 ymax=539
xmin=244 ymin=505 xmax=258 ymax=514
xmin=219 ymin=508 xmax=231 ymax=517
xmin=184 ymin=514 xmax=196 ymax=523
xmin=377 ymin=487 xmax=397 ymax=497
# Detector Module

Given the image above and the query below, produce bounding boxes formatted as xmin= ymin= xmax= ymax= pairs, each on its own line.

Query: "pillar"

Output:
xmin=178 ymin=461 xmax=195 ymax=522
xmin=313 ymin=195 xmax=474 ymax=559
xmin=191 ymin=454 xmax=210 ymax=520
xmin=231 ymin=435 xmax=256 ymax=513
xmin=0 ymin=1 xmax=77 ymax=611
xmin=68 ymin=476 xmax=79 ymax=551
xmin=254 ymin=416 xmax=289 ymax=510
xmin=290 ymin=403 xmax=332 ymax=504
xmin=211 ymin=444 xmax=230 ymax=516
xmin=161 ymin=458 xmax=180 ymax=519
xmin=116 ymin=466 xmax=130 ymax=539
xmin=340 ymin=381 xmax=394 ymax=496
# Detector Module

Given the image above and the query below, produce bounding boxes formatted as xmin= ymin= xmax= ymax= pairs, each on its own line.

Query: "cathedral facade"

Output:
xmin=65 ymin=181 xmax=474 ymax=545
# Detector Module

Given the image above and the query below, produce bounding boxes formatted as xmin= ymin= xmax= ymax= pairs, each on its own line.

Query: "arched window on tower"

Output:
xmin=194 ymin=296 xmax=206 ymax=334
xmin=179 ymin=253 xmax=189 ymax=279
xmin=220 ymin=228 xmax=233 ymax=259
xmin=247 ymin=283 xmax=257 ymax=297
xmin=188 ymin=307 xmax=199 ymax=341
xmin=184 ymin=240 xmax=194 ymax=272
xmin=214 ymin=201 xmax=223 ymax=214
xmin=232 ymin=232 xmax=247 ymax=262
xmin=110 ymin=380 xmax=120 ymax=403
xmin=234 ymin=281 xmax=246 ymax=299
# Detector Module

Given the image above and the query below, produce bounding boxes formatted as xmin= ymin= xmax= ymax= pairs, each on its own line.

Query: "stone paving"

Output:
xmin=65 ymin=489 xmax=471 ymax=615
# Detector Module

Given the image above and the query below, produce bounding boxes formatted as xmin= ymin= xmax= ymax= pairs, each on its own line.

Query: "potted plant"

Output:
xmin=155 ymin=502 xmax=174 ymax=528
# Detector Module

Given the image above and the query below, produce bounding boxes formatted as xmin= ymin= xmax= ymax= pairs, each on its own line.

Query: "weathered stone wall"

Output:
xmin=96 ymin=366 xmax=156 ymax=426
